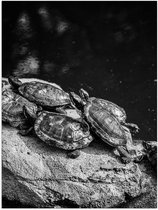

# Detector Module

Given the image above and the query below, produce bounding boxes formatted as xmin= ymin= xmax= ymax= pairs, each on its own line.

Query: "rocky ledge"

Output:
xmin=2 ymin=124 xmax=157 ymax=208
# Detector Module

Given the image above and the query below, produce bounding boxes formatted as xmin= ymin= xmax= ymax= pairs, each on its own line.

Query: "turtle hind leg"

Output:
xmin=116 ymin=146 xmax=133 ymax=163
xmin=116 ymin=145 xmax=145 ymax=163
xmin=18 ymin=126 xmax=33 ymax=136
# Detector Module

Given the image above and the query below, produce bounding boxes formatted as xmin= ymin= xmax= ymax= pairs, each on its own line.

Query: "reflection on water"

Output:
xmin=2 ymin=2 xmax=157 ymax=142
xmin=38 ymin=6 xmax=54 ymax=32
xmin=16 ymin=12 xmax=33 ymax=39
xmin=56 ymin=18 xmax=69 ymax=35
xmin=13 ymin=55 xmax=39 ymax=76
xmin=11 ymin=9 xmax=40 ymax=76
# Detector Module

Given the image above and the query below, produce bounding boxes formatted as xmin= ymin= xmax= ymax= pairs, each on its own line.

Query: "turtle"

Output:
xmin=2 ymin=88 xmax=39 ymax=129
xmin=143 ymin=141 xmax=157 ymax=170
xmin=8 ymin=76 xmax=71 ymax=112
xmin=69 ymin=90 xmax=142 ymax=163
xmin=77 ymin=88 xmax=139 ymax=133
xmin=19 ymin=106 xmax=93 ymax=158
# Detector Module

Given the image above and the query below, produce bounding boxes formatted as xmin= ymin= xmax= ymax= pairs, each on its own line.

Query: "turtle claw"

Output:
xmin=123 ymin=122 xmax=140 ymax=134
xmin=67 ymin=150 xmax=80 ymax=159
xmin=18 ymin=129 xmax=28 ymax=136
xmin=18 ymin=127 xmax=33 ymax=136
xmin=134 ymin=155 xmax=144 ymax=163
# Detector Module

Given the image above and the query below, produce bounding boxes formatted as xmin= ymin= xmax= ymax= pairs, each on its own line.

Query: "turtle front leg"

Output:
xmin=122 ymin=122 xmax=139 ymax=134
xmin=56 ymin=107 xmax=67 ymax=115
xmin=8 ymin=76 xmax=22 ymax=90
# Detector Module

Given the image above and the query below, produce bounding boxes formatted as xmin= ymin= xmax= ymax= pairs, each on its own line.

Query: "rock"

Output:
xmin=119 ymin=185 xmax=157 ymax=208
xmin=117 ymin=159 xmax=157 ymax=208
xmin=2 ymin=125 xmax=156 ymax=208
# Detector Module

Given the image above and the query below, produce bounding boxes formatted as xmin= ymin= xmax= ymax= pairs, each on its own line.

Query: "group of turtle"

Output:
xmin=2 ymin=76 xmax=156 ymax=164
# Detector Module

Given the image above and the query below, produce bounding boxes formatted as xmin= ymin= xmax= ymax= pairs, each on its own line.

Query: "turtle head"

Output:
xmin=69 ymin=91 xmax=85 ymax=111
xmin=79 ymin=88 xmax=89 ymax=101
xmin=8 ymin=76 xmax=22 ymax=89
xmin=23 ymin=105 xmax=42 ymax=122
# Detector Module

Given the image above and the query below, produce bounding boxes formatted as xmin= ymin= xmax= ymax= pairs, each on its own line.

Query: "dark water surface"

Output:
xmin=2 ymin=1 xmax=157 ymax=208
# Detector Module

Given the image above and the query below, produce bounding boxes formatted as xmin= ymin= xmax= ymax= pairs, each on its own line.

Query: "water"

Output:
xmin=2 ymin=2 xmax=157 ymax=207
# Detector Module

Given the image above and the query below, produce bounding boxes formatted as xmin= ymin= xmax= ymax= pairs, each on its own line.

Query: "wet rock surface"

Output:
xmin=2 ymin=125 xmax=157 ymax=208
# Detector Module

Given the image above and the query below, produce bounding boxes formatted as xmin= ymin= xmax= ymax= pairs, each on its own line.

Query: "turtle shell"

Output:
xmin=34 ymin=111 xmax=93 ymax=150
xmin=84 ymin=102 xmax=127 ymax=147
xmin=89 ymin=97 xmax=126 ymax=123
xmin=18 ymin=82 xmax=70 ymax=108
xmin=2 ymin=89 xmax=38 ymax=128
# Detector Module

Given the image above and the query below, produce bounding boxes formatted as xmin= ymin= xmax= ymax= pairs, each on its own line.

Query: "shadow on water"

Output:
xmin=2 ymin=1 xmax=157 ymax=208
